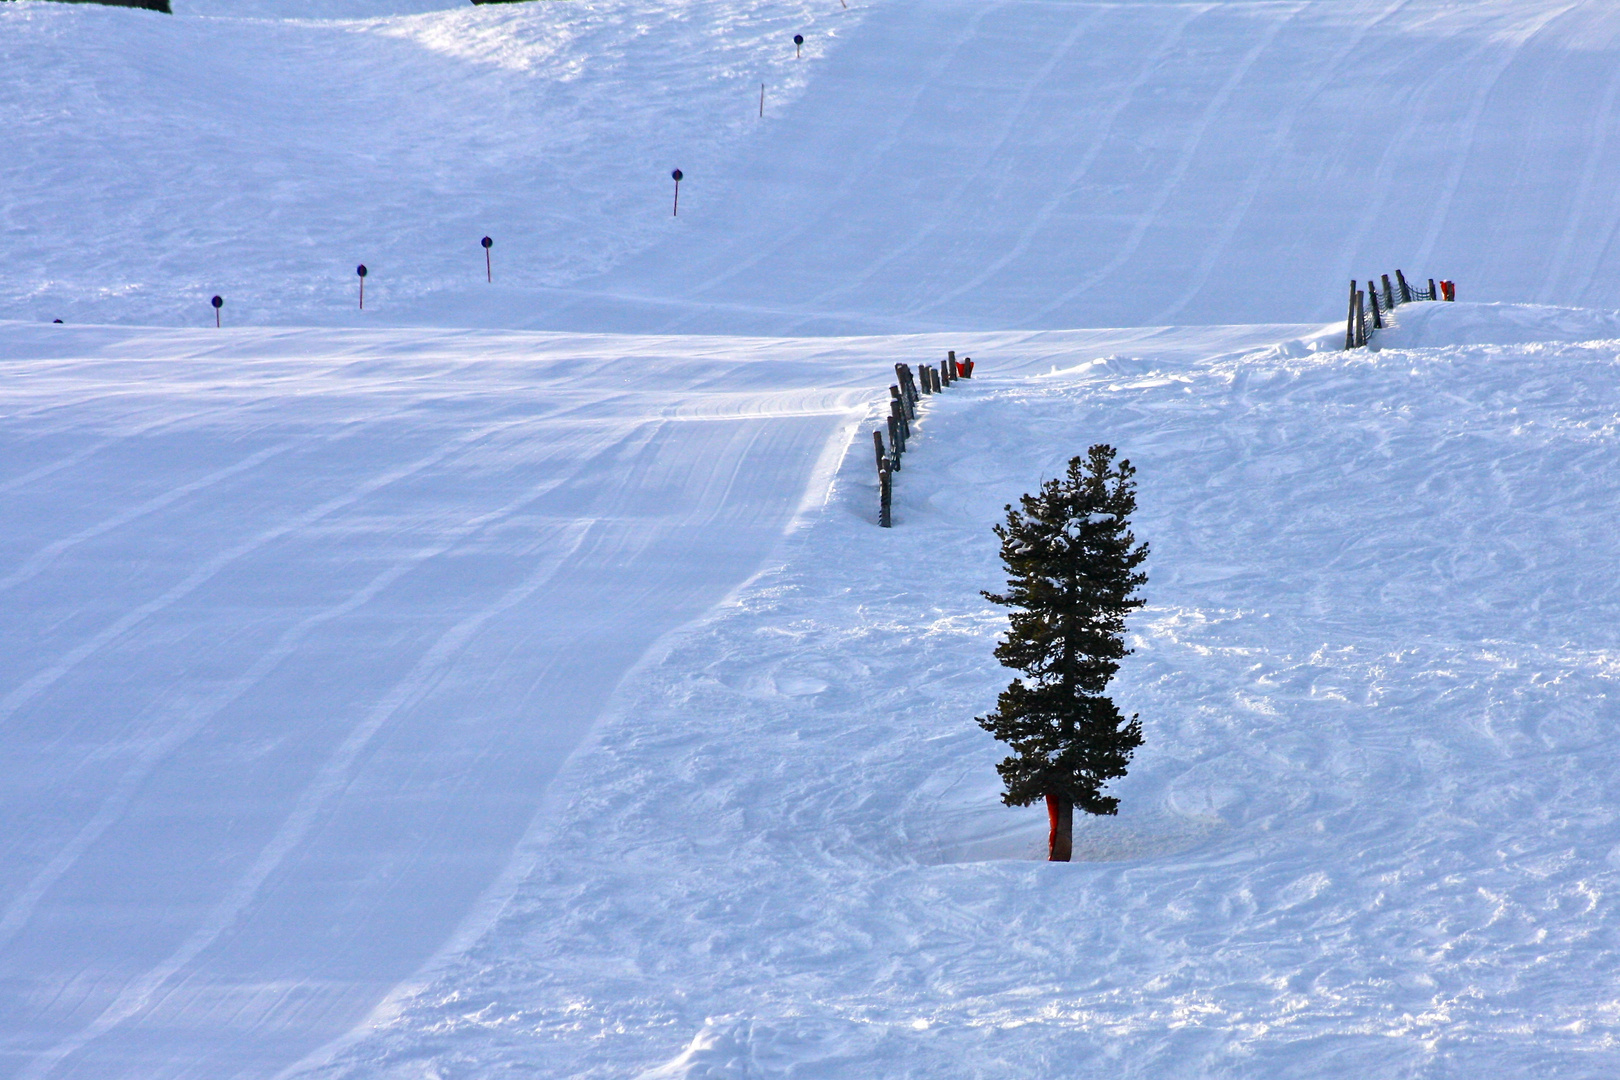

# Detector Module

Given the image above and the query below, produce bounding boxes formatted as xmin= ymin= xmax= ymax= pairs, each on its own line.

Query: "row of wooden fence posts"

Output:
xmin=1345 ymin=269 xmax=1455 ymax=349
xmin=875 ymin=350 xmax=976 ymax=526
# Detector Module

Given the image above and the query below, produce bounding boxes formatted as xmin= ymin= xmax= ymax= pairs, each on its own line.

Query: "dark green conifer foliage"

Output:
xmin=977 ymin=445 xmax=1148 ymax=831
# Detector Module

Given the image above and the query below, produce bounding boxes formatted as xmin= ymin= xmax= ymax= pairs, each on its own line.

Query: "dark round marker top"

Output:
xmin=211 ymin=295 xmax=223 ymax=309
xmin=356 ymin=264 xmax=368 ymax=278
xmin=671 ymin=169 xmax=683 ymax=182
xmin=481 ymin=236 xmax=492 ymax=249
xmin=794 ymin=33 xmax=804 ymax=44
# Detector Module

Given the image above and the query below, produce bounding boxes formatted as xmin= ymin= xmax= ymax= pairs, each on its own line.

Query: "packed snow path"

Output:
xmin=5 ymin=0 xmax=1620 ymax=331
xmin=0 ymin=322 xmax=886 ymax=1079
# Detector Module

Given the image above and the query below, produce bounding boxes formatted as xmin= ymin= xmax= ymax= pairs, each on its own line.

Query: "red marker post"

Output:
xmin=481 ymin=236 xmax=493 ymax=282
xmin=211 ymin=295 xmax=222 ymax=327
xmin=357 ymin=263 xmax=368 ymax=309
xmin=671 ymin=169 xmax=683 ymax=216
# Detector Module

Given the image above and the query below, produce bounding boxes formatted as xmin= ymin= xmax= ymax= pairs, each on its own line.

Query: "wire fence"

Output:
xmin=873 ymin=350 xmax=975 ymax=527
xmin=1345 ymin=269 xmax=1455 ymax=349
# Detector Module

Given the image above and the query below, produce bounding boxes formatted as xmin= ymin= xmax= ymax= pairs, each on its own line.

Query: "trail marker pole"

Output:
xmin=671 ymin=169 xmax=683 ymax=216
xmin=211 ymin=295 xmax=222 ymax=328
xmin=794 ymin=33 xmax=803 ymax=58
xmin=357 ymin=264 xmax=367 ymax=309
xmin=760 ymin=83 xmax=765 ymax=117
xmin=482 ymin=236 xmax=493 ymax=282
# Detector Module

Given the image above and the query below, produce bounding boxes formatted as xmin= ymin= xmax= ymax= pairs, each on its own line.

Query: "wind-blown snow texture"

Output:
xmin=8 ymin=0 xmax=1620 ymax=1077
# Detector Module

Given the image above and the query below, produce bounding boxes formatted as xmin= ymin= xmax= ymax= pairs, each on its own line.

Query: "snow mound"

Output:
xmin=1378 ymin=300 xmax=1620 ymax=349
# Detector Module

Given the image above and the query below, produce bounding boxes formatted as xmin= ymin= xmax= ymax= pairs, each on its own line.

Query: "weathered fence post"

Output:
xmin=1345 ymin=280 xmax=1359 ymax=349
xmin=887 ymin=414 xmax=902 ymax=464
xmin=1355 ymin=289 xmax=1367 ymax=346
xmin=879 ymin=464 xmax=892 ymax=527
xmin=1396 ymin=269 xmax=1412 ymax=303
xmin=963 ymin=357 xmax=974 ymax=377
xmin=891 ymin=386 xmax=911 ymax=439
xmin=917 ymin=363 xmax=932 ymax=395
xmin=1369 ymin=283 xmax=1383 ymax=330
xmin=873 ymin=429 xmax=887 ymax=473
xmin=894 ymin=363 xmax=916 ymax=413
xmin=1381 ymin=274 xmax=1396 ymax=311
xmin=1428 ymin=278 xmax=1437 ymax=301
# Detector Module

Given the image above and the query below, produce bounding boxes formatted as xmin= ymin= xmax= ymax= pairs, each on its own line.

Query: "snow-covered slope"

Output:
xmin=6 ymin=0 xmax=1620 ymax=331
xmin=9 ymin=0 xmax=1620 ymax=1076
xmin=0 ymin=319 xmax=888 ymax=1079
xmin=9 ymin=303 xmax=1620 ymax=1078
xmin=298 ymin=301 xmax=1620 ymax=1079
xmin=0 ymin=0 xmax=853 ymax=329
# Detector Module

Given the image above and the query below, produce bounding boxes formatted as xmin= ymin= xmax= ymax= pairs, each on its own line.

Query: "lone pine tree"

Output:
xmin=977 ymin=445 xmax=1149 ymax=862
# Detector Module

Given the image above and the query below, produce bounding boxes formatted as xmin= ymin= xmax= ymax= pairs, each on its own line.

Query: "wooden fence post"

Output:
xmin=1369 ymin=283 xmax=1383 ymax=329
xmin=963 ymin=357 xmax=974 ymax=377
xmin=887 ymin=414 xmax=902 ymax=463
xmin=917 ymin=363 xmax=932 ymax=395
xmin=1428 ymin=278 xmax=1436 ymax=301
xmin=1381 ymin=274 xmax=1395 ymax=311
xmin=1356 ymin=290 xmax=1367 ymax=346
xmin=873 ymin=429 xmax=887 ymax=474
xmin=1396 ymin=269 xmax=1412 ymax=303
xmin=894 ymin=364 xmax=916 ymax=412
xmin=879 ymin=464 xmax=891 ymax=527
xmin=1345 ymin=280 xmax=1359 ymax=349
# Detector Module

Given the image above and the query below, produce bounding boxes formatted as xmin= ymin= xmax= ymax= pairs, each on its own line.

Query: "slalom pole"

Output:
xmin=482 ymin=236 xmax=493 ymax=282
xmin=760 ymin=83 xmax=765 ymax=117
xmin=211 ymin=295 xmax=222 ymax=327
xmin=671 ymin=169 xmax=683 ymax=216
xmin=357 ymin=264 xmax=367 ymax=309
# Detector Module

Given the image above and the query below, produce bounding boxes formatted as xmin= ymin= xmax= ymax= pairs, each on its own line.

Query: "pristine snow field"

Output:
xmin=8 ymin=0 xmax=1620 ymax=1077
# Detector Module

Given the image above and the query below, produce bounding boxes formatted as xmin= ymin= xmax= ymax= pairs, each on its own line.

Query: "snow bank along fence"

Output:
xmin=873 ymin=350 xmax=974 ymax=527
xmin=1344 ymin=270 xmax=1455 ymax=349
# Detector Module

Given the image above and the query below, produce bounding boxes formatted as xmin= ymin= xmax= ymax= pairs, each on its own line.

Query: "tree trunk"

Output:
xmin=1046 ymin=794 xmax=1073 ymax=861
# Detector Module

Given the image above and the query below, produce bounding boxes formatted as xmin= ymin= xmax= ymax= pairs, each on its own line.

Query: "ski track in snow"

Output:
xmin=10 ymin=2 xmax=1620 ymax=333
xmin=0 ymin=321 xmax=880 ymax=1079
